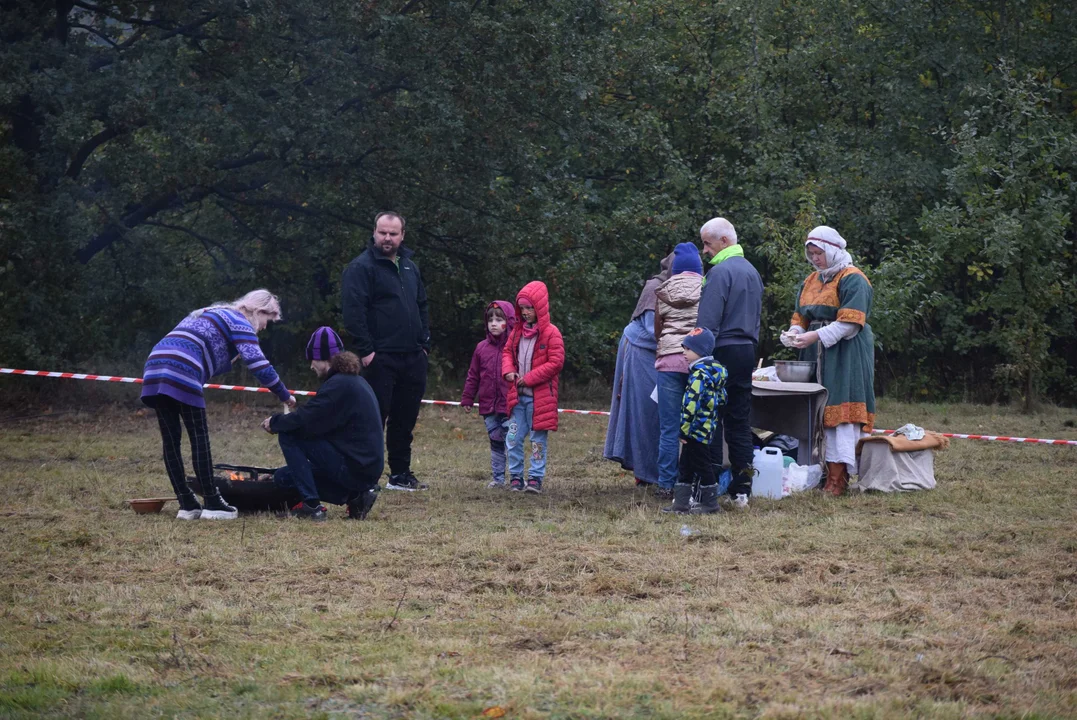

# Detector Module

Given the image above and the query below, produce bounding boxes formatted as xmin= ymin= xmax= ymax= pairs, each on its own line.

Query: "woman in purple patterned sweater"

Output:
xmin=141 ymin=289 xmax=295 ymax=520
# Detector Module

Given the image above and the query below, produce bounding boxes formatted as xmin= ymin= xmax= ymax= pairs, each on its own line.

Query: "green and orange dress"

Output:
xmin=789 ymin=266 xmax=876 ymax=433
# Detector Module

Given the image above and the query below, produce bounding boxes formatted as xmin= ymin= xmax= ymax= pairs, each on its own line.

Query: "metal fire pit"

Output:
xmin=186 ymin=463 xmax=299 ymax=513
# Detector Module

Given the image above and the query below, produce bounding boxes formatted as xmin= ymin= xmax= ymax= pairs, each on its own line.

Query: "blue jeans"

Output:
xmin=506 ymin=396 xmax=548 ymax=480
xmin=656 ymin=371 xmax=688 ymax=489
xmin=273 ymin=433 xmax=371 ymax=505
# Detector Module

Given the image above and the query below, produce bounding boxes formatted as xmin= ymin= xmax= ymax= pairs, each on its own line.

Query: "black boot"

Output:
xmin=346 ymin=486 xmax=380 ymax=520
xmin=691 ymin=484 xmax=722 ymax=514
xmin=661 ymin=483 xmax=694 ymax=514
xmin=200 ymin=487 xmax=238 ymax=520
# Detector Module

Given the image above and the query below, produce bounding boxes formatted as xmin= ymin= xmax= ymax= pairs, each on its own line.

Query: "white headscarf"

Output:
xmin=805 ymin=225 xmax=853 ymax=282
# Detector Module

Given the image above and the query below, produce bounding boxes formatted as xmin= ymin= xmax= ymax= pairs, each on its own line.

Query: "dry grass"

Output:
xmin=1 ymin=398 xmax=1076 ymax=718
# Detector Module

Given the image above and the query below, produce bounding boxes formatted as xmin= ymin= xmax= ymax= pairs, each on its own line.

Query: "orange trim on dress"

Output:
xmin=836 ymin=308 xmax=866 ymax=326
xmin=823 ymin=403 xmax=875 ymax=433
xmin=798 ymin=266 xmax=870 ymax=309
xmin=790 ymin=312 xmax=809 ymax=330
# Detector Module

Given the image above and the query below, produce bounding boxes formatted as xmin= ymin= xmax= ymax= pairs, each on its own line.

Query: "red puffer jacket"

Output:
xmin=501 ymin=281 xmax=565 ymax=431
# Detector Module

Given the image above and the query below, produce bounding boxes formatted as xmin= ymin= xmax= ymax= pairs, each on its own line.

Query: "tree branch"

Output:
xmin=76 ymin=187 xmax=212 ymax=264
xmin=65 ymin=126 xmax=122 ymax=179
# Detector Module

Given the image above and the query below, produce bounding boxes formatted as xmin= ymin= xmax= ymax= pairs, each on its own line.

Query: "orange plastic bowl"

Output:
xmin=128 ymin=498 xmax=170 ymax=514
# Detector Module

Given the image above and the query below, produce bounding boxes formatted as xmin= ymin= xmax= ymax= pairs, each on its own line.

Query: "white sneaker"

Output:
xmin=176 ymin=509 xmax=202 ymax=520
xmin=732 ymin=493 xmax=750 ymax=509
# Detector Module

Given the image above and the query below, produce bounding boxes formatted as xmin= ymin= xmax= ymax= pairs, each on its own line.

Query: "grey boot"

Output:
xmin=661 ymin=483 xmax=694 ymax=514
xmin=691 ymin=484 xmax=722 ymax=514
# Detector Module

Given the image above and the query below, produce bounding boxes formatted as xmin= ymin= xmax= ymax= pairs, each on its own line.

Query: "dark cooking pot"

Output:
xmin=186 ymin=463 xmax=300 ymax=512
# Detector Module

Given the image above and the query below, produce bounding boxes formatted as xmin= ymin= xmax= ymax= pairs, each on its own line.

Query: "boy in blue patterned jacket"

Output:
xmin=662 ymin=327 xmax=728 ymax=515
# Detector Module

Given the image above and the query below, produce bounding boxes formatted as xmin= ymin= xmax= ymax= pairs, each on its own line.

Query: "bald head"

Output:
xmin=700 ymin=217 xmax=737 ymax=258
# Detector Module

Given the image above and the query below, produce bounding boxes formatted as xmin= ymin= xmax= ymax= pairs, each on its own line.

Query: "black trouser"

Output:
xmin=154 ymin=395 xmax=211 ymax=500
xmin=679 ymin=437 xmax=717 ymax=486
xmin=273 ymin=433 xmax=375 ymax=505
xmin=362 ymin=350 xmax=427 ymax=476
xmin=709 ymin=342 xmax=756 ymax=497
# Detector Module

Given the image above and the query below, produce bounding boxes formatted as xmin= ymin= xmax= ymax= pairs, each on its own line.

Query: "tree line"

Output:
xmin=2 ymin=0 xmax=1075 ymax=408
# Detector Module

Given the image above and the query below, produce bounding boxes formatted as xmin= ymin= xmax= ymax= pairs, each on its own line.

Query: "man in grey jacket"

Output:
xmin=696 ymin=217 xmax=763 ymax=508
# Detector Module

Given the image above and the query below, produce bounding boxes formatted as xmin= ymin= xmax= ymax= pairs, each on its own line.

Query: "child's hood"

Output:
xmin=486 ymin=300 xmax=516 ymax=346
xmin=515 ymin=281 xmax=552 ymax=330
xmin=656 ymin=273 xmax=702 ymax=309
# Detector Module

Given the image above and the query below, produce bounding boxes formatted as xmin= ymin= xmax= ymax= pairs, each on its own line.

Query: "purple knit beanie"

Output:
xmin=305 ymin=326 xmax=344 ymax=361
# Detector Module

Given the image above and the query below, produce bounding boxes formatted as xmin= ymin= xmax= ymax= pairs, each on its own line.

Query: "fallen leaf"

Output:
xmin=482 ymin=707 xmax=506 ymax=718
xmin=830 ymin=647 xmax=858 ymax=657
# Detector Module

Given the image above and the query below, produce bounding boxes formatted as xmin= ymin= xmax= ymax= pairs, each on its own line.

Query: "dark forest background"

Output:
xmin=2 ymin=0 xmax=1075 ymax=408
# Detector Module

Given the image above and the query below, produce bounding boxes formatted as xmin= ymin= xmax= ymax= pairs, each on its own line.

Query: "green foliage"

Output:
xmin=919 ymin=65 xmax=1076 ymax=409
xmin=1 ymin=0 xmax=1075 ymax=404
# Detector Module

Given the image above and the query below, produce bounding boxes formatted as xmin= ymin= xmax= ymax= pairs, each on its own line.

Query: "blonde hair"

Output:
xmin=190 ymin=289 xmax=282 ymax=323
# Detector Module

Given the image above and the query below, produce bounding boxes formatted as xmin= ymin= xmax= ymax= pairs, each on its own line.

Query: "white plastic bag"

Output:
xmin=752 ymin=366 xmax=781 ymax=382
xmin=782 ymin=462 xmax=823 ymax=496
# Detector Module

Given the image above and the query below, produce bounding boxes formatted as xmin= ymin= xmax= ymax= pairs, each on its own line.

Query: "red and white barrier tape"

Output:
xmin=3 ymin=367 xmax=1076 ymax=445
xmin=0 ymin=367 xmax=609 ymax=416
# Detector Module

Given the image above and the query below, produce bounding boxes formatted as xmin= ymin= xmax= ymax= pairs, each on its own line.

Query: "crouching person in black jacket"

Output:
xmin=263 ymin=327 xmax=384 ymax=521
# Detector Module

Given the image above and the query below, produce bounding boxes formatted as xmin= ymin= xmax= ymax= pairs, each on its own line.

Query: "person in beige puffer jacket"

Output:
xmin=653 ymin=242 xmax=705 ymax=494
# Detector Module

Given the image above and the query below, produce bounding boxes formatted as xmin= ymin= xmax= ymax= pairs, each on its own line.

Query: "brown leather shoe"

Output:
xmin=822 ymin=462 xmax=849 ymax=497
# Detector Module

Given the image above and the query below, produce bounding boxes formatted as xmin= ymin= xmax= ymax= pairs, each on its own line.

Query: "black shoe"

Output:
xmin=290 ymin=500 xmax=328 ymax=521
xmin=386 ymin=472 xmax=428 ymax=492
xmin=176 ymin=493 xmax=202 ymax=520
xmin=200 ymin=491 xmax=237 ymax=520
xmin=346 ymin=486 xmax=380 ymax=520
xmin=661 ymin=483 xmax=694 ymax=514
xmin=509 ymin=476 xmax=525 ymax=492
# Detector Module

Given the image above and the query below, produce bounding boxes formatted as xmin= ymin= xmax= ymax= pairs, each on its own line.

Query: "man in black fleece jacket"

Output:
xmin=264 ymin=328 xmax=384 ymax=520
xmin=341 ymin=211 xmax=431 ymax=492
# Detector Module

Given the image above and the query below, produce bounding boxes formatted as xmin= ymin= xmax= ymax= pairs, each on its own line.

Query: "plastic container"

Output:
xmin=752 ymin=447 xmax=785 ymax=499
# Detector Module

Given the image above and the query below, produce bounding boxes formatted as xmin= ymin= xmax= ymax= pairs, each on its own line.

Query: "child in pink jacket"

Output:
xmin=461 ymin=301 xmax=516 ymax=487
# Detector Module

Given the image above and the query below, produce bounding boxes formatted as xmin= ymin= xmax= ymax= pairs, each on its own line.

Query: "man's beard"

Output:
xmin=374 ymin=242 xmax=397 ymax=257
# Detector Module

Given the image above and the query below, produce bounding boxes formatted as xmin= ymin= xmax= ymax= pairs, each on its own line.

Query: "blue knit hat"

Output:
xmin=681 ymin=327 xmax=714 ymax=357
xmin=671 ymin=242 xmax=703 ymax=275
xmin=306 ymin=326 xmax=344 ymax=361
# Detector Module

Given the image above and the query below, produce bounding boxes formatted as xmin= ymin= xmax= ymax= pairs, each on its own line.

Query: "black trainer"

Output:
xmin=290 ymin=501 xmax=328 ymax=521
xmin=346 ymin=486 xmax=380 ymax=520
xmin=200 ymin=490 xmax=238 ymax=520
xmin=385 ymin=472 xmax=428 ymax=492
xmin=176 ymin=493 xmax=202 ymax=521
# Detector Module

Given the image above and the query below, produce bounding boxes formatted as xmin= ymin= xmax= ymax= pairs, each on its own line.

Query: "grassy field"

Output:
xmin=1 ymin=397 xmax=1076 ymax=719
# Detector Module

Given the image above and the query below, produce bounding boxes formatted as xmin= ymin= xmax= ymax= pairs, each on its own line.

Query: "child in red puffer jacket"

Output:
xmin=501 ymin=281 xmax=565 ymax=494
xmin=461 ymin=300 xmax=516 ymax=488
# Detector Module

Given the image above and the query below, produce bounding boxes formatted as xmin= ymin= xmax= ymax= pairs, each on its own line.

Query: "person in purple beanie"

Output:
xmin=262 ymin=327 xmax=385 ymax=521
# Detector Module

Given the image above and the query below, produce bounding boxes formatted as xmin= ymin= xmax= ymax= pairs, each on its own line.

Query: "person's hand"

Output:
xmin=464 ymin=406 xmax=472 ymax=414
xmin=285 ymin=395 xmax=297 ymax=409
xmin=780 ymin=327 xmax=802 ymax=348
xmin=262 ymin=417 xmax=274 ymax=434
xmin=791 ymin=331 xmax=819 ymax=349
xmin=362 ymin=352 xmax=376 ymax=367
xmin=516 ymin=376 xmax=527 ymax=389
xmin=504 ymin=373 xmax=518 ymax=383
